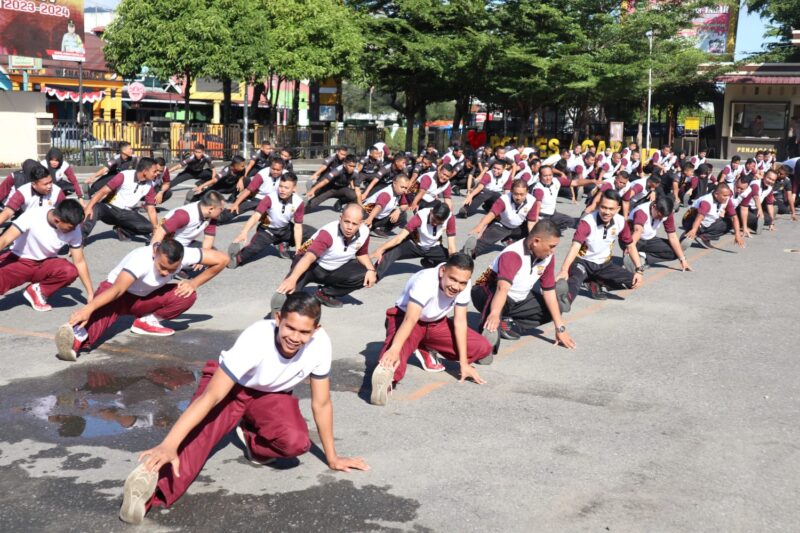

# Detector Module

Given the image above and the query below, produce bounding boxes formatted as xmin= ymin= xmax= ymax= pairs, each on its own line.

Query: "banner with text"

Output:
xmin=0 ymin=0 xmax=85 ymax=61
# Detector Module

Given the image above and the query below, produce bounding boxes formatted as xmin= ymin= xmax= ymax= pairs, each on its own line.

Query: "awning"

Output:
xmin=717 ymin=75 xmax=800 ymax=85
xmin=43 ymin=85 xmax=105 ymax=103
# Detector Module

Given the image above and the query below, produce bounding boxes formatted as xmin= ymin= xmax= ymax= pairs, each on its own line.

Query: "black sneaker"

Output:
xmin=456 ymin=208 xmax=468 ymax=219
xmin=277 ymin=242 xmax=290 ymax=259
xmin=586 ymin=281 xmax=608 ymax=300
xmin=694 ymin=235 xmax=711 ymax=249
xmin=498 ymin=318 xmax=521 ymax=340
xmin=114 ymin=226 xmax=131 ymax=242
xmin=451 ymin=186 xmax=461 ymax=196
xmin=314 ymin=288 xmax=343 ymax=308
xmin=333 ymin=199 xmax=344 ymax=212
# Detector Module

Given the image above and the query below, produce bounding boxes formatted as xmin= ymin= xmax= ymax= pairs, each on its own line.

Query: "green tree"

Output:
xmin=103 ymin=0 xmax=230 ymax=125
xmin=746 ymin=0 xmax=800 ymax=61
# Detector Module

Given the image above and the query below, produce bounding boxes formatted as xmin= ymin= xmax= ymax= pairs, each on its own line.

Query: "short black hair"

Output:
xmin=682 ymin=162 xmax=695 ymax=172
xmin=155 ymin=157 xmax=167 ymax=166
xmin=440 ymin=163 xmax=454 ymax=173
xmin=29 ymin=164 xmax=50 ymax=181
xmin=617 ymin=170 xmax=630 ymax=180
xmin=194 ymin=143 xmax=205 ymax=151
xmin=653 ymin=194 xmax=674 ymax=216
xmin=600 ymin=189 xmax=622 ymax=206
xmin=530 ymin=218 xmax=560 ymax=239
xmin=261 ymin=140 xmax=272 ymax=146
xmin=54 ymin=199 xmax=85 ymax=225
xmin=231 ymin=155 xmax=245 ymax=165
xmin=731 ymin=155 xmax=741 ymax=163
xmin=344 ymin=154 xmax=359 ymax=165
xmin=200 ymin=190 xmax=224 ymax=207
xmin=445 ymin=252 xmax=474 ymax=273
xmin=280 ymin=171 xmax=299 ymax=184
xmin=511 ymin=178 xmax=528 ymax=191
xmin=646 ymin=175 xmax=661 ymax=188
xmin=157 ymin=238 xmax=184 ymax=263
xmin=136 ymin=157 xmax=156 ymax=172
xmin=119 ymin=141 xmax=131 ymax=150
xmin=270 ymin=157 xmax=285 ymax=168
xmin=429 ymin=200 xmax=451 ymax=221
xmin=281 ymin=291 xmax=322 ymax=325
xmin=280 ymin=146 xmax=292 ymax=156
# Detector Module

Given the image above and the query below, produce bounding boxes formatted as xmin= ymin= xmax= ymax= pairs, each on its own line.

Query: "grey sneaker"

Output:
xmin=227 ymin=242 xmax=242 ymax=269
xmin=679 ymin=233 xmax=692 ymax=252
xmin=682 ymin=191 xmax=692 ymax=207
xmin=755 ymin=216 xmax=764 ymax=235
xmin=370 ymin=364 xmax=394 ymax=406
xmin=555 ymin=279 xmax=571 ymax=314
xmin=480 ymin=327 xmax=499 ymax=357
xmin=461 ymin=235 xmax=478 ymax=258
xmin=235 ymin=426 xmax=276 ymax=465
xmin=119 ymin=463 xmax=158 ymax=525
xmin=270 ymin=292 xmax=287 ymax=318
xmin=55 ymin=324 xmax=78 ymax=362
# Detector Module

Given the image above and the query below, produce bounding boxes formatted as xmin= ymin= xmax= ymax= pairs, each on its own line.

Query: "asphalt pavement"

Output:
xmin=0 ymin=166 xmax=799 ymax=532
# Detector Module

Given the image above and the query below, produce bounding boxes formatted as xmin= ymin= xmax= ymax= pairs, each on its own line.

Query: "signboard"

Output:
xmin=9 ymin=55 xmax=43 ymax=70
xmin=679 ymin=5 xmax=732 ymax=55
xmin=0 ymin=1 xmax=85 ymax=62
xmin=609 ymin=121 xmax=624 ymax=142
xmin=128 ymin=82 xmax=146 ymax=102
xmin=684 ymin=117 xmax=701 ymax=132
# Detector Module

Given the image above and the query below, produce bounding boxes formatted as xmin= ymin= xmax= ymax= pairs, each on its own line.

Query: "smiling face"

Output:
xmin=274 ymin=311 xmax=319 ymax=357
xmin=438 ymin=265 xmax=471 ymax=298
xmin=598 ymin=196 xmax=620 ymax=224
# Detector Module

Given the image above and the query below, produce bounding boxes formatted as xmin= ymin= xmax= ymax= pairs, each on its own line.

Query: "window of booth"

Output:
xmin=730 ymin=101 xmax=789 ymax=138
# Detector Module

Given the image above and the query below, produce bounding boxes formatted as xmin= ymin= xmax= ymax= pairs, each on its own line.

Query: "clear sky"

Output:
xmin=734 ymin=6 xmax=779 ymax=60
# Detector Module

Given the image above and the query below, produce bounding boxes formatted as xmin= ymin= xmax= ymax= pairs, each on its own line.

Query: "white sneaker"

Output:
xmin=119 ymin=464 xmax=158 ymax=525
xmin=370 ymin=364 xmax=394 ymax=406
xmin=235 ymin=426 xmax=276 ymax=465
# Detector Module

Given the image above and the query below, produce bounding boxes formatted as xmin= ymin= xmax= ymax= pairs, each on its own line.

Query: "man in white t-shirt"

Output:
xmin=150 ymin=190 xmax=226 ymax=249
xmin=471 ymin=220 xmax=574 ymax=350
xmin=0 ymin=200 xmax=93 ymax=312
xmin=54 ymin=239 xmax=228 ymax=362
xmin=118 ymin=292 xmax=368 ymax=525
xmin=276 ymin=203 xmax=375 ymax=308
xmin=370 ymin=253 xmax=492 ymax=407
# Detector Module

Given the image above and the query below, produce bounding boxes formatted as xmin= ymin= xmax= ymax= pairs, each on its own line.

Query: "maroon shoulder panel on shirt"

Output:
xmin=106 ymin=173 xmax=125 ymax=191
xmin=489 ymin=198 xmax=505 ymax=216
xmin=205 ymin=220 xmax=218 ymax=236
xmin=375 ymin=192 xmax=391 ymax=209
xmin=56 ymin=190 xmax=66 ymax=205
xmin=307 ymin=230 xmax=334 ymax=257
xmin=632 ymin=209 xmax=648 ymax=227
xmin=163 ymin=168 xmax=171 ymax=182
xmin=255 ymin=195 xmax=272 ymax=214
xmin=697 ymin=201 xmax=711 ymax=216
xmin=573 ymin=220 xmax=591 ymax=243
xmin=663 ymin=212 xmax=676 ymax=233
xmin=724 ymin=200 xmax=736 ymax=216
xmin=418 ymin=175 xmax=433 ymax=191
xmin=441 ymin=183 xmax=452 ymax=199
xmin=293 ymin=201 xmax=305 ymax=223
xmin=623 ymin=183 xmax=642 ymax=201
xmin=163 ymin=209 xmax=191 ymax=233
xmin=0 ymin=175 xmax=13 ymax=202
xmin=247 ymin=175 xmax=263 ymax=193
xmin=479 ymin=173 xmax=491 ymax=186
xmin=540 ymin=259 xmax=556 ymax=290
xmin=404 ymin=214 xmax=422 ymax=232
xmin=618 ymin=221 xmax=633 ymax=246
xmin=356 ymin=235 xmax=370 ymax=256
xmin=143 ymin=187 xmax=156 ymax=206
xmin=496 ymin=251 xmax=522 ymax=282
xmin=5 ymin=190 xmax=24 ymax=211
xmin=765 ymin=191 xmax=775 ymax=204
xmin=445 ymin=216 xmax=456 ymax=236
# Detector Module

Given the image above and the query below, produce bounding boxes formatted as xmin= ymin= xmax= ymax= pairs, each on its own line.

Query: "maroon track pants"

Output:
xmin=0 ymin=251 xmax=78 ymax=298
xmin=379 ymin=306 xmax=492 ymax=383
xmin=150 ymin=360 xmax=311 ymax=509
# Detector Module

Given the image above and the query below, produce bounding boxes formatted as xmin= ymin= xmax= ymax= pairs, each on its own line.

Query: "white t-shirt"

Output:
xmin=107 ymin=246 xmax=202 ymax=296
xmin=219 ymin=319 xmax=331 ymax=392
xmin=395 ymin=264 xmax=471 ymax=322
xmin=10 ymin=207 xmax=82 ymax=260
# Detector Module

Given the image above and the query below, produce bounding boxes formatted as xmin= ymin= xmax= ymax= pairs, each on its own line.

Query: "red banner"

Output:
xmin=0 ymin=0 xmax=85 ymax=61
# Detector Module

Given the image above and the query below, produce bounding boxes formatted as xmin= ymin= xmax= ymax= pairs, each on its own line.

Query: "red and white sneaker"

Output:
xmin=24 ymin=283 xmax=52 ymax=312
xmin=414 ymin=349 xmax=445 ymax=372
xmin=130 ymin=315 xmax=175 ymax=336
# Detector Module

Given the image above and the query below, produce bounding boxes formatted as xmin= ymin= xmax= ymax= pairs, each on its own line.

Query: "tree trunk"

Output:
xmin=222 ymin=78 xmax=232 ymax=126
xmin=515 ymin=100 xmax=531 ymax=145
xmin=251 ymin=81 xmax=266 ymax=122
xmin=452 ymin=94 xmax=470 ymax=131
xmin=183 ymin=71 xmax=192 ymax=126
xmin=291 ymin=79 xmax=300 ymax=127
xmin=417 ymin=104 xmax=427 ymax=154
xmin=404 ymin=94 xmax=416 ymax=153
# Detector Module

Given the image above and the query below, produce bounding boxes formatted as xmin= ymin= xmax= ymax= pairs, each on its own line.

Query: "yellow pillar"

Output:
xmin=212 ymin=100 xmax=221 ymax=124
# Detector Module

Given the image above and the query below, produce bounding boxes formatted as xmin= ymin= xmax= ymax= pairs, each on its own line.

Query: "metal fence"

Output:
xmin=49 ymin=120 xmax=386 ymax=165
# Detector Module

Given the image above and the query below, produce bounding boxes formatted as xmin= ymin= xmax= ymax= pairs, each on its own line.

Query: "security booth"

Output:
xmin=718 ymin=63 xmax=800 ymax=159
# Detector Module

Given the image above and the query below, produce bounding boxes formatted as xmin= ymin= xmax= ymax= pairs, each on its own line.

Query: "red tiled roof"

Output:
xmin=717 ymin=75 xmax=800 ymax=84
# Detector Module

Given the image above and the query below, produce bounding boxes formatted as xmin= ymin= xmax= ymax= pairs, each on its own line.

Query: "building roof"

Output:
xmin=716 ymin=63 xmax=800 ymax=84
xmin=717 ymin=75 xmax=800 ymax=84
